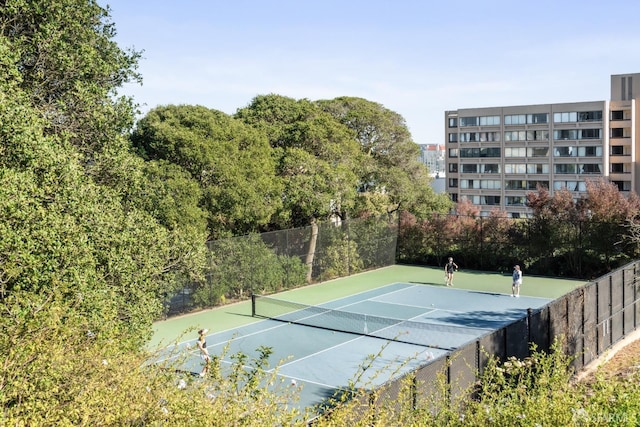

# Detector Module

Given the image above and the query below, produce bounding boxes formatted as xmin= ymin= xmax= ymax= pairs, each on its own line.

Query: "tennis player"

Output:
xmin=512 ymin=265 xmax=523 ymax=297
xmin=197 ymin=329 xmax=210 ymax=377
xmin=444 ymin=257 xmax=459 ymax=287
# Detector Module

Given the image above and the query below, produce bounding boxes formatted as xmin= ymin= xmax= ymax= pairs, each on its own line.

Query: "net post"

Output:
xmin=251 ymin=293 xmax=256 ymax=317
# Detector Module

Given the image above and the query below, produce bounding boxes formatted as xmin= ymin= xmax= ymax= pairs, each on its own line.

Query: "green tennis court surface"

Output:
xmin=151 ymin=266 xmax=584 ymax=412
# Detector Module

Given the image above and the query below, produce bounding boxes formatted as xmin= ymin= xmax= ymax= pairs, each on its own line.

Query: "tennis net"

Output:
xmin=251 ymin=294 xmax=491 ymax=351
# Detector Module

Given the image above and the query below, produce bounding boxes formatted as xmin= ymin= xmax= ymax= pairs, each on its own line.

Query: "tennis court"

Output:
xmin=155 ymin=274 xmax=562 ymax=412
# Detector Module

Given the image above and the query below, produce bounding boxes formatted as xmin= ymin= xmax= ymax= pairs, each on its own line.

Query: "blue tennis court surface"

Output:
xmin=158 ymin=283 xmax=551 ymax=413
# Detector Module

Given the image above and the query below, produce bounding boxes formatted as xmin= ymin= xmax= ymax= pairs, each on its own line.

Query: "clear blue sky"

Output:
xmin=101 ymin=0 xmax=640 ymax=144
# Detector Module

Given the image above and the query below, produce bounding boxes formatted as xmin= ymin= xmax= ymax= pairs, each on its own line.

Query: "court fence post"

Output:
xmin=527 ymin=308 xmax=532 ymax=356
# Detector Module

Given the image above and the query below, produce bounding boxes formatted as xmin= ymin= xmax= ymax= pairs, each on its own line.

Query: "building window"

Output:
xmin=579 ymin=129 xmax=601 ymax=139
xmin=610 ymin=128 xmax=631 ymax=138
xmin=448 ymin=117 xmax=458 ymax=128
xmin=505 ymin=113 xmax=548 ymax=125
xmin=554 ymin=146 xmax=575 ymax=157
xmin=479 ymin=115 xmax=500 ymax=126
xmin=460 ymin=132 xmax=479 ymax=142
xmin=528 ymin=113 xmax=548 ymax=124
xmin=577 ymin=111 xmax=603 ymax=122
xmin=612 ymin=181 xmax=631 ymax=191
xmin=459 ymin=117 xmax=478 ymax=127
xmin=481 ymin=195 xmax=501 ymax=205
xmin=527 ymin=130 xmax=549 ymax=141
xmin=526 ymin=164 xmax=549 ymax=174
xmin=504 ymin=114 xmax=526 ymax=125
xmin=611 ymin=110 xmax=624 ymax=120
xmin=460 ymin=131 xmax=500 ymax=142
xmin=505 ymin=147 xmax=526 ymax=157
xmin=528 ymin=147 xmax=549 ymax=157
xmin=610 ymin=110 xmax=631 ymax=121
xmin=611 ymin=146 xmax=624 ymax=155
xmin=505 ymin=164 xmax=526 ymax=174
xmin=505 ymin=131 xmax=526 ymax=141
xmin=554 ymin=112 xmax=577 ymax=123
xmin=461 ymin=164 xmax=478 ymax=173
xmin=554 ymin=181 xmax=586 ymax=191
xmin=449 ymin=178 xmax=458 ymax=188
xmin=554 ymin=129 xmax=578 ymax=140
xmin=448 ymin=133 xmax=458 ymax=142
xmin=480 ymin=180 xmax=501 ymax=189
xmin=555 ymin=164 xmax=578 ymax=174
xmin=449 ymin=163 xmax=458 ymax=173
xmin=460 ymin=179 xmax=477 ymax=189
xmin=506 ymin=196 xmax=527 ymax=206
xmin=481 ymin=164 xmax=500 ymax=173
xmin=505 ymin=180 xmax=526 ymax=190
xmin=611 ymin=163 xmax=630 ymax=173
xmin=554 ymin=111 xmax=602 ymax=123
xmin=580 ymin=164 xmax=601 ymax=174
xmin=459 ymin=116 xmax=500 ymax=127
xmin=449 ymin=148 xmax=458 ymax=158
xmin=527 ymin=180 xmax=549 ymax=190
xmin=579 ymin=146 xmax=602 ymax=157
xmin=459 ymin=147 xmax=501 ymax=158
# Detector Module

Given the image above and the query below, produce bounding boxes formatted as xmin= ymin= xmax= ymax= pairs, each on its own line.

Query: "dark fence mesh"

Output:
xmin=448 ymin=341 xmax=478 ymax=404
xmin=505 ymin=317 xmax=529 ymax=359
xmin=478 ymin=328 xmax=505 ymax=373
xmin=166 ymin=215 xmax=399 ymax=317
xmin=414 ymin=355 xmax=447 ymax=415
xmin=548 ymin=296 xmax=568 ymax=351
xmin=596 ymin=279 xmax=612 ymax=352
xmin=611 ymin=271 xmax=624 ymax=345
xmin=528 ymin=307 xmax=550 ymax=354
xmin=375 ymin=372 xmax=415 ymax=417
xmin=566 ymin=289 xmax=585 ymax=370
xmin=583 ymin=283 xmax=598 ymax=366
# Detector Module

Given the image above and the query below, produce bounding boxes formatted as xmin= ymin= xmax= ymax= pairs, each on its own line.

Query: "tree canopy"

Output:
xmin=1 ymin=0 xmax=142 ymax=157
xmin=318 ymin=96 xmax=451 ymax=217
xmin=132 ymin=104 xmax=283 ymax=237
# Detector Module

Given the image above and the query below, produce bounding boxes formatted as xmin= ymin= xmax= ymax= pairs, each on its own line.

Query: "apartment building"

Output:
xmin=444 ymin=73 xmax=640 ymax=217
xmin=419 ymin=143 xmax=446 ymax=177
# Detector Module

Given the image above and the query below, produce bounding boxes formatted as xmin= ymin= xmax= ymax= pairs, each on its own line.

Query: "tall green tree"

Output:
xmin=132 ymin=104 xmax=282 ymax=238
xmin=317 ymin=96 xmax=450 ymax=218
xmin=0 ymin=73 xmax=168 ymax=348
xmin=0 ymin=0 xmax=142 ymax=158
xmin=0 ymin=0 xmax=202 ymax=346
xmin=236 ymin=94 xmax=362 ymax=227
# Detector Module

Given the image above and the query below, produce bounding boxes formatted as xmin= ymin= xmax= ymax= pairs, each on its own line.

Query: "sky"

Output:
xmin=100 ymin=0 xmax=640 ymax=144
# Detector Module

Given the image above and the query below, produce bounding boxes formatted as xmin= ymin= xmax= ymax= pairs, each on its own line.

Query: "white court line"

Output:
xmin=168 ymin=282 xmax=411 ymax=350
xmin=159 ymin=281 xmax=481 ymax=364
xmin=158 ymin=282 xmax=455 ymax=388
xmin=215 ymin=357 xmax=337 ymax=389
xmin=156 ymin=321 xmax=301 ymax=364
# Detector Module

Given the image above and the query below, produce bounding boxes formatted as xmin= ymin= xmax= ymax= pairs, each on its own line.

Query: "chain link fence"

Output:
xmin=166 ymin=215 xmax=398 ymax=317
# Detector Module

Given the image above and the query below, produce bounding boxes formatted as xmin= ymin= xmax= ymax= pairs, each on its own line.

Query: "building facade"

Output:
xmin=444 ymin=73 xmax=640 ymax=217
xmin=419 ymin=143 xmax=446 ymax=177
